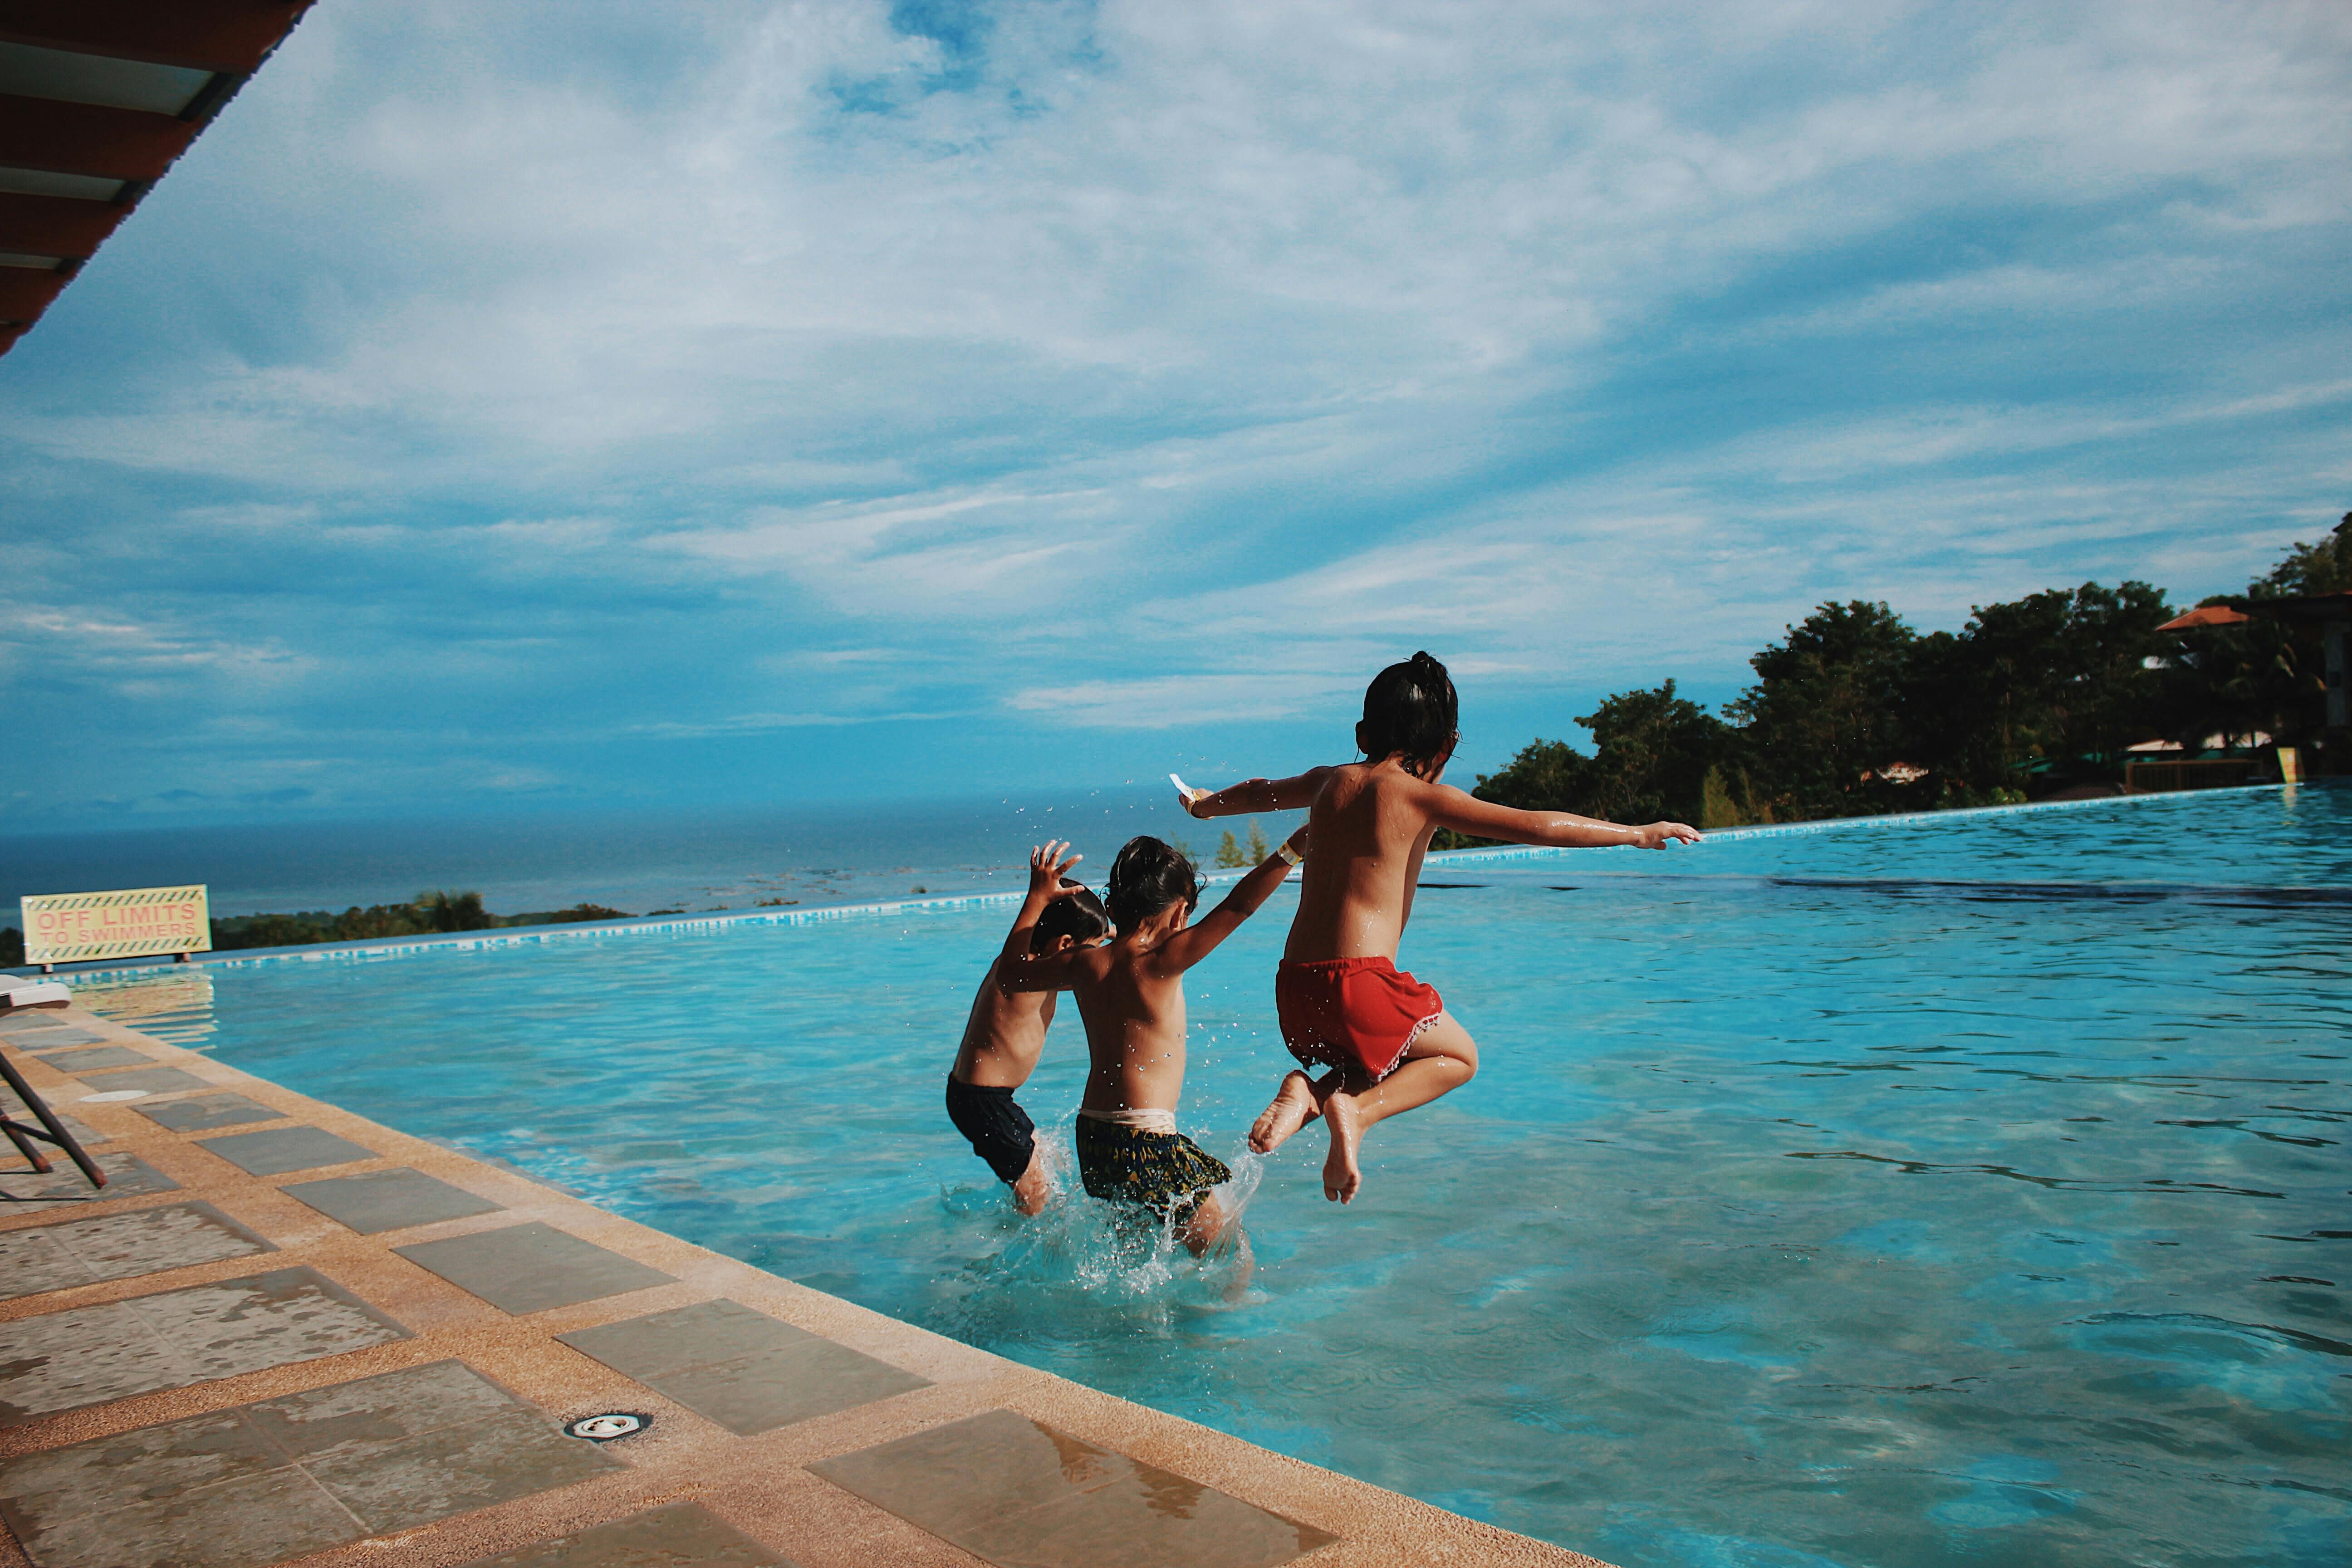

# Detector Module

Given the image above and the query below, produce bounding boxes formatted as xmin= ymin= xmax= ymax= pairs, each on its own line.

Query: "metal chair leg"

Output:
xmin=0 ymin=1048 xmax=108 ymax=1190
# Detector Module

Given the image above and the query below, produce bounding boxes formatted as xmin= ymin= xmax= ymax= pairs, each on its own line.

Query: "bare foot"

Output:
xmin=1011 ymin=1150 xmax=1052 ymax=1216
xmin=1221 ymin=1227 xmax=1255 ymax=1300
xmin=1250 ymin=1070 xmax=1319 ymax=1153
xmin=1321 ymin=1089 xmax=1363 ymax=1203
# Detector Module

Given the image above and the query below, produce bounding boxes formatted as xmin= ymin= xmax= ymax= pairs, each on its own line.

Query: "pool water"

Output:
xmin=85 ymin=788 xmax=2351 ymax=1567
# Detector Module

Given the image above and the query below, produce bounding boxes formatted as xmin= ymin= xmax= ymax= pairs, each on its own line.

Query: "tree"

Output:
xmin=1924 ymin=582 xmax=2174 ymax=786
xmin=1468 ymin=738 xmax=1593 ymax=815
xmin=1215 ymin=830 xmax=1248 ymax=868
xmin=1450 ymin=683 xmax=1736 ymax=834
xmin=2255 ymin=513 xmax=2352 ymax=597
xmin=2239 ymin=512 xmax=2352 ymax=749
xmin=414 ymin=890 xmax=492 ymax=932
xmin=1431 ymin=737 xmax=1591 ymax=848
xmin=1573 ymin=681 xmax=1735 ymax=826
xmin=1729 ymin=601 xmax=1917 ymax=818
xmin=1246 ymin=821 xmax=1269 ymax=861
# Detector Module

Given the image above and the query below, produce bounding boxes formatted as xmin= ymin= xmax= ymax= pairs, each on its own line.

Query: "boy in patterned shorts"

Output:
xmin=995 ymin=830 xmax=1304 ymax=1274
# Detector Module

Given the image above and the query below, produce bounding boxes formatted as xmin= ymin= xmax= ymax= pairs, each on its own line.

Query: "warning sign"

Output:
xmin=21 ymin=885 xmax=211 ymax=966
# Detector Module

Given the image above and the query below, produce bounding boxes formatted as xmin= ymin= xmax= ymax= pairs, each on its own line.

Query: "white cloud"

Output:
xmin=1009 ymin=672 xmax=1350 ymax=730
xmin=1 ymin=0 xmax=2346 ymax=815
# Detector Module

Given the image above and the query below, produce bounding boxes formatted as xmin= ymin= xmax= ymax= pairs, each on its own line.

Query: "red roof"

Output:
xmin=2156 ymin=604 xmax=2252 ymax=631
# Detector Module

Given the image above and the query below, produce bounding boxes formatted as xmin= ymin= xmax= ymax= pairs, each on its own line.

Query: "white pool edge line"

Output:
xmin=17 ymin=782 xmax=2294 ymax=981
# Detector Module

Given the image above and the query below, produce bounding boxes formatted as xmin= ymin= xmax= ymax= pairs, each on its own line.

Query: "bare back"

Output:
xmin=950 ymin=957 xmax=1058 ymax=1088
xmin=1284 ymin=761 xmax=1440 ymax=963
xmin=1070 ymin=943 xmax=1191 ymax=1113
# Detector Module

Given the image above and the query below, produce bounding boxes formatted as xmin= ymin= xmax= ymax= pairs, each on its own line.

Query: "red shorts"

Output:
xmin=1275 ymin=957 xmax=1445 ymax=1083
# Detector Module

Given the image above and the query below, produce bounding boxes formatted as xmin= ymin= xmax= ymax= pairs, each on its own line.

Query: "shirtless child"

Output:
xmin=1178 ymin=651 xmax=1700 ymax=1204
xmin=946 ymin=875 xmax=1110 ymax=1214
xmin=997 ymin=832 xmax=1305 ymax=1270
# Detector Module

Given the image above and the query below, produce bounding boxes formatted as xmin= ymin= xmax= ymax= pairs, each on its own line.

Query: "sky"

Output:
xmin=4 ymin=0 xmax=2348 ymax=831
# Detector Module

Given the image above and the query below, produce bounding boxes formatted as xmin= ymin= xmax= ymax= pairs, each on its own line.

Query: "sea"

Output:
xmin=0 ymin=784 xmax=1259 ymax=926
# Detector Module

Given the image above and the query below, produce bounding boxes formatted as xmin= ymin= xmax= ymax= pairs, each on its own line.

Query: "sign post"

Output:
xmin=20 ymin=885 xmax=211 ymax=972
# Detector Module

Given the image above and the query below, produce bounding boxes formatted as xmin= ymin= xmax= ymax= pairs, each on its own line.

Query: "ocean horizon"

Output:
xmin=0 ymin=784 xmax=1271 ymax=924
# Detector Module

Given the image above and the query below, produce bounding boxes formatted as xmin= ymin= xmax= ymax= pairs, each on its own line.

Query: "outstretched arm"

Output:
xmin=1430 ymin=786 xmax=1700 ymax=850
xmin=995 ymin=842 xmax=1096 ymax=993
xmin=1176 ymin=768 xmax=1332 ymax=820
xmin=1156 ymin=826 xmax=1308 ymax=972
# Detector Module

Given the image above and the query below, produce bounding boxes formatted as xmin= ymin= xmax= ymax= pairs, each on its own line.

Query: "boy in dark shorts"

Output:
xmin=946 ymin=872 xmax=1109 ymax=1213
xmin=997 ymin=831 xmax=1304 ymax=1274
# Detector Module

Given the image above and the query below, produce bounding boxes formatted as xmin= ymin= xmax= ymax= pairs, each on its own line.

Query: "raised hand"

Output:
xmin=1028 ymin=840 xmax=1083 ymax=897
xmin=1170 ymin=773 xmax=1210 ymax=818
xmin=1636 ymin=822 xmax=1701 ymax=849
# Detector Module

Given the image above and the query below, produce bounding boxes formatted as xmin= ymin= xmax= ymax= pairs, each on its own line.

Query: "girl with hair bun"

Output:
xmin=1176 ymin=652 xmax=1699 ymax=1203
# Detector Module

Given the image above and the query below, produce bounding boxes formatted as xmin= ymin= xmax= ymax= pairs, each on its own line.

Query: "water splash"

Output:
xmin=925 ymin=1131 xmax=1269 ymax=1334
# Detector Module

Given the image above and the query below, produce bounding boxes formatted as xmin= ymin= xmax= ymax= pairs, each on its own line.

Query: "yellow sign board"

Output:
xmin=21 ymin=885 xmax=212 ymax=966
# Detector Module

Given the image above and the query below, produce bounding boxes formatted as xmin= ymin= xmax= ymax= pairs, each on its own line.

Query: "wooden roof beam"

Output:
xmin=0 ymin=1 xmax=314 ymax=77
xmin=0 ymin=188 xmax=132 ymax=259
xmin=0 ymin=93 xmax=196 ymax=182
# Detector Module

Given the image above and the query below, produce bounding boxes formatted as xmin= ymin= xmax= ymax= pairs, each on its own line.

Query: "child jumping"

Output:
xmin=946 ymin=874 xmax=1111 ymax=1213
xmin=996 ymin=831 xmax=1305 ymax=1273
xmin=1177 ymin=651 xmax=1700 ymax=1204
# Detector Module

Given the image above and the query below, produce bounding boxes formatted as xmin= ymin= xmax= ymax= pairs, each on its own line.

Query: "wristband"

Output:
xmin=1276 ymin=841 xmax=1303 ymax=866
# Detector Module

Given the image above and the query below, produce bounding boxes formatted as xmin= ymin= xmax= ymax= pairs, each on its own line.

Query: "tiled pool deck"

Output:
xmin=0 ymin=1004 xmax=1603 ymax=1568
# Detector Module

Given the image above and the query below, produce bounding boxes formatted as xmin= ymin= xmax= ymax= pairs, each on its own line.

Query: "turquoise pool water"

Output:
xmin=84 ymin=788 xmax=2351 ymax=1567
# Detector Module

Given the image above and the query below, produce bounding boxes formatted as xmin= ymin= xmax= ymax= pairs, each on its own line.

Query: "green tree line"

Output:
xmin=1449 ymin=516 xmax=2349 ymax=836
xmin=206 ymin=892 xmax=634 ymax=952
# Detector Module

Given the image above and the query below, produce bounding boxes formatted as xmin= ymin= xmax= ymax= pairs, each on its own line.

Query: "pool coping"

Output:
xmin=0 ymin=1006 xmax=1606 ymax=1568
xmin=5 ymin=783 xmax=2295 ymax=984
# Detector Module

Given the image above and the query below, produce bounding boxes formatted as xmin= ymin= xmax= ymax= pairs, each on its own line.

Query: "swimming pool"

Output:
xmin=79 ymin=786 xmax=2350 ymax=1567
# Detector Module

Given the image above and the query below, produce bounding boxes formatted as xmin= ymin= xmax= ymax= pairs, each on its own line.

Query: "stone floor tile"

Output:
xmin=18 ymin=1463 xmax=361 ymax=1568
xmin=813 ymin=1409 xmax=1118 ymax=1535
xmin=812 ymin=1409 xmax=1335 ymax=1568
xmin=195 ymin=1126 xmax=376 ymax=1176
xmin=244 ymin=1361 xmax=527 ymax=1465
xmin=557 ymin=1298 xmax=818 ymax=1380
xmin=0 ymin=1301 xmax=183 ymax=1424
xmin=135 ymin=1093 xmax=287 ymax=1133
xmin=44 ymin=1201 xmax=274 ymax=1286
xmin=305 ymin=1403 xmax=619 ymax=1534
xmin=69 ymin=1065 xmax=211 ymax=1095
xmin=280 ymin=1168 xmax=504 ymax=1234
xmin=639 ymin=1341 xmax=931 ymax=1436
xmin=0 ymin=1152 xmax=179 ymax=1212
xmin=50 ymin=1112 xmax=106 ymax=1146
xmin=0 ymin=1225 xmax=94 ymax=1298
xmin=394 ymin=1222 xmax=674 ymax=1314
xmin=456 ymin=1501 xmax=797 ymax=1568
xmin=557 ymin=1299 xmax=928 ymax=1434
xmin=127 ymin=1267 xmax=411 ymax=1382
xmin=0 ymin=1409 xmax=280 ymax=1538
xmin=8 ymin=1029 xmax=107 ymax=1050
xmin=36 ymin=1046 xmax=152 ymax=1073
xmin=954 ymin=1476 xmax=1339 ymax=1568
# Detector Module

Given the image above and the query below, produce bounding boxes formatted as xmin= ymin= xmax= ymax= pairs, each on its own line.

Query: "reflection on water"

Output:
xmin=72 ymin=969 xmax=216 ymax=1049
xmin=150 ymin=785 xmax=2352 ymax=1568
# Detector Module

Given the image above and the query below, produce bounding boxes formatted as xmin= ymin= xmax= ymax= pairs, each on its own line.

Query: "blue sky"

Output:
xmin=4 ymin=0 xmax=2348 ymax=829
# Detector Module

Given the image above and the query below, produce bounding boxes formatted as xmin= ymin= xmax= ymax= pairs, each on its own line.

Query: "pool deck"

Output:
xmin=0 ymin=1005 xmax=1606 ymax=1568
